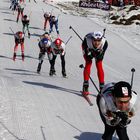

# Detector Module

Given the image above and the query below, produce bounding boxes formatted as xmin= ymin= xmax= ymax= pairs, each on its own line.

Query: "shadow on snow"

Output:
xmin=74 ymin=132 xmax=118 ymax=140
xmin=23 ymin=81 xmax=82 ymax=97
xmin=1 ymin=11 xmax=13 ymax=15
xmin=4 ymin=18 xmax=16 ymax=22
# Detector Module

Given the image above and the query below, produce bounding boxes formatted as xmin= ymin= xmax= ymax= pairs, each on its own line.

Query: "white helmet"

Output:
xmin=93 ymin=31 xmax=103 ymax=40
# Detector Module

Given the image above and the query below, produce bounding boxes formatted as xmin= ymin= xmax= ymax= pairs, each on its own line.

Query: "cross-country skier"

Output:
xmin=9 ymin=0 xmax=18 ymax=14
xmin=37 ymin=32 xmax=51 ymax=73
xmin=49 ymin=38 xmax=66 ymax=77
xmin=96 ymin=81 xmax=137 ymax=140
xmin=81 ymin=31 xmax=108 ymax=97
xmin=49 ymin=16 xmax=59 ymax=35
xmin=22 ymin=15 xmax=30 ymax=38
xmin=16 ymin=2 xmax=25 ymax=22
xmin=43 ymin=12 xmax=51 ymax=31
xmin=13 ymin=31 xmax=25 ymax=61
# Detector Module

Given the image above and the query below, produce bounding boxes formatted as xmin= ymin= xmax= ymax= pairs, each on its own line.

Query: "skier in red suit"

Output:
xmin=81 ymin=31 xmax=108 ymax=96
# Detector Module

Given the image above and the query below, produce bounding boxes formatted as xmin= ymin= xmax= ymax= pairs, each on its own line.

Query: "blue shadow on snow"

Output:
xmin=74 ymin=132 xmax=118 ymax=140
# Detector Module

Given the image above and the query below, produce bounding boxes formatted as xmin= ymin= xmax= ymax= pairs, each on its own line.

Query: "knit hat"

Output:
xmin=113 ymin=81 xmax=132 ymax=98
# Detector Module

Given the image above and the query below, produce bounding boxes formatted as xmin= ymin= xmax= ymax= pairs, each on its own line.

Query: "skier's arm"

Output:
xmin=60 ymin=42 xmax=66 ymax=56
xmin=128 ymin=90 xmax=137 ymax=117
xmin=82 ymin=39 xmax=90 ymax=58
xmin=99 ymin=97 xmax=121 ymax=126
xmin=96 ymin=40 xmax=108 ymax=60
xmin=38 ymin=42 xmax=45 ymax=52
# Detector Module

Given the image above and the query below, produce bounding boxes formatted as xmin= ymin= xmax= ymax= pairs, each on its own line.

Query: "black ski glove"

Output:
xmin=119 ymin=119 xmax=131 ymax=128
xmin=110 ymin=117 xmax=119 ymax=126
xmin=113 ymin=111 xmax=131 ymax=127
xmin=87 ymin=48 xmax=94 ymax=59
xmin=87 ymin=51 xmax=94 ymax=59
xmin=114 ymin=111 xmax=128 ymax=120
xmin=96 ymin=49 xmax=105 ymax=60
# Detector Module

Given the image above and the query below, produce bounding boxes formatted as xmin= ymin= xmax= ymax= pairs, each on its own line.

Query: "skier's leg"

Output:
xmin=55 ymin=23 xmax=59 ymax=34
xmin=37 ymin=60 xmax=44 ymax=73
xmin=49 ymin=23 xmax=53 ymax=34
xmin=116 ymin=126 xmax=129 ymax=140
xmin=96 ymin=96 xmax=115 ymax=140
xmin=21 ymin=10 xmax=24 ymax=18
xmin=49 ymin=55 xmax=57 ymax=75
xmin=16 ymin=11 xmax=20 ymax=22
xmin=102 ymin=124 xmax=115 ymax=140
xmin=13 ymin=43 xmax=18 ymax=61
xmin=83 ymin=55 xmax=92 ymax=81
xmin=22 ymin=25 xmax=25 ymax=33
xmin=82 ymin=55 xmax=92 ymax=95
xmin=14 ymin=43 xmax=18 ymax=52
xmin=96 ymin=60 xmax=105 ymax=91
xmin=27 ymin=25 xmax=30 ymax=38
xmin=44 ymin=19 xmax=47 ymax=30
xmin=60 ymin=55 xmax=66 ymax=77
xmin=21 ymin=43 xmax=24 ymax=61
xmin=37 ymin=53 xmax=45 ymax=73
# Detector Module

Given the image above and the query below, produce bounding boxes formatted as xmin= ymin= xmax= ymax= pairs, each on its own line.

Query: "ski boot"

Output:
xmin=44 ymin=26 xmax=46 ymax=31
xmin=22 ymin=53 xmax=24 ymax=61
xmin=49 ymin=69 xmax=56 ymax=76
xmin=28 ymin=32 xmax=30 ymax=38
xmin=13 ymin=52 xmax=16 ymax=61
xmin=57 ymin=30 xmax=60 ymax=37
xmin=62 ymin=70 xmax=67 ymax=78
xmin=37 ymin=63 xmax=42 ymax=74
xmin=81 ymin=81 xmax=93 ymax=106
xmin=82 ymin=81 xmax=89 ymax=96
xmin=57 ymin=30 xmax=59 ymax=35
xmin=99 ymin=83 xmax=104 ymax=93
xmin=16 ymin=18 xmax=19 ymax=23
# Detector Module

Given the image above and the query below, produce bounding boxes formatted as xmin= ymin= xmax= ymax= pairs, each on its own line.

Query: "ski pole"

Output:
xmin=65 ymin=36 xmax=72 ymax=45
xmin=29 ymin=11 xmax=32 ymax=18
xmin=9 ymin=27 xmax=15 ymax=34
xmin=130 ymin=68 xmax=135 ymax=88
xmin=40 ymin=126 xmax=46 ymax=140
xmin=79 ymin=64 xmax=100 ymax=94
xmin=69 ymin=26 xmax=83 ymax=41
xmin=102 ymin=28 xmax=106 ymax=37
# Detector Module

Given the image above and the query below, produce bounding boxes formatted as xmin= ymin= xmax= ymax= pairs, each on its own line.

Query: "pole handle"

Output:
xmin=131 ymin=68 xmax=135 ymax=88
xmin=103 ymin=28 xmax=106 ymax=37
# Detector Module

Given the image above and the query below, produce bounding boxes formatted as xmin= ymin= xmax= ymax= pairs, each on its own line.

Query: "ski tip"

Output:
xmin=80 ymin=91 xmax=93 ymax=106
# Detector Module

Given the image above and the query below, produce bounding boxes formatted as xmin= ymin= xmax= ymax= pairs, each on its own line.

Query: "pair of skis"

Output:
xmin=80 ymin=91 xmax=93 ymax=106
xmin=13 ymin=54 xmax=24 ymax=61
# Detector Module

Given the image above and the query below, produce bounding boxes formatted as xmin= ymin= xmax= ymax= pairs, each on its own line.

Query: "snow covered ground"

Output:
xmin=0 ymin=0 xmax=140 ymax=140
